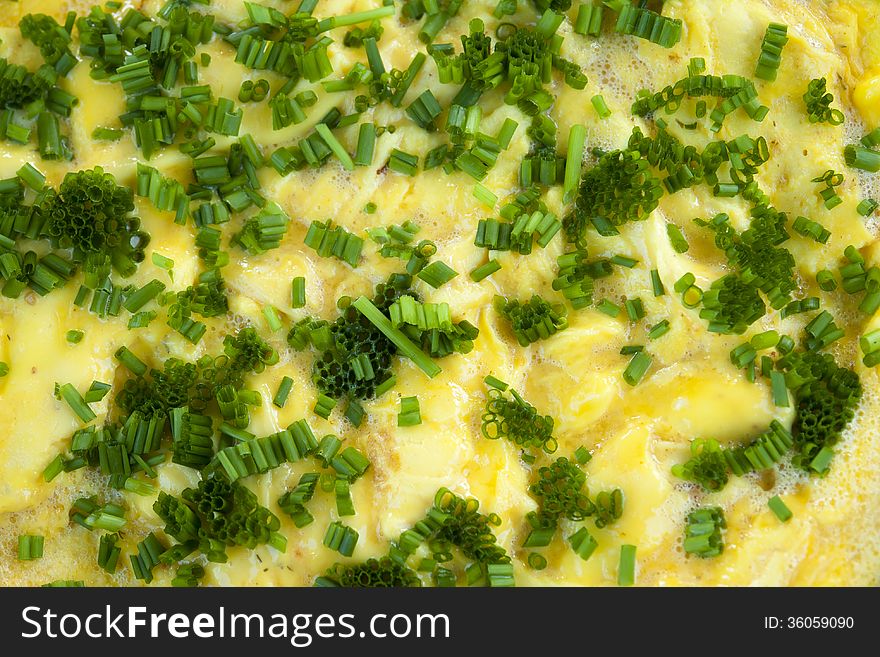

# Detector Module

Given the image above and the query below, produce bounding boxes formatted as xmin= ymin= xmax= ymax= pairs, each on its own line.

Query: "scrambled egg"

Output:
xmin=1 ymin=0 xmax=879 ymax=586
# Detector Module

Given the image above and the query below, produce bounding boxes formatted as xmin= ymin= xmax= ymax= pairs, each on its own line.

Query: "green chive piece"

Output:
xmin=315 ymin=123 xmax=355 ymax=171
xmin=596 ymin=299 xmax=621 ymax=317
xmin=152 ymin=253 xmax=174 ymax=278
xmin=344 ymin=399 xmax=366 ymax=427
xmin=66 ymin=329 xmax=84 ymax=344
xmin=563 ymin=124 xmax=586 ymax=204
xmin=417 ymin=261 xmax=458 ymax=288
xmin=473 ymin=183 xmax=498 ymax=209
xmin=352 ymin=297 xmax=441 ymax=378
xmin=354 ymin=123 xmax=377 ymax=166
xmin=114 ymin=346 xmax=148 ymax=377
xmin=43 ymin=454 xmax=64 ymax=482
xmin=768 ymin=495 xmax=792 ymax=522
xmin=17 ymin=163 xmax=45 ymax=190
xmin=810 ymin=446 xmax=834 ymax=474
xmin=59 ymin=383 xmax=97 ymax=423
xmin=612 ymin=255 xmax=639 ymax=268
xmin=618 ymin=544 xmax=636 ymax=586
xmin=314 ymin=393 xmax=337 ymax=419
xmin=650 ymin=269 xmax=665 ymax=296
xmin=568 ymin=527 xmax=598 ymax=561
xmin=470 ymin=259 xmax=501 ymax=282
xmin=591 ymin=94 xmax=611 ymax=119
xmin=122 ymin=279 xmax=166 ymax=313
xmin=857 ymin=198 xmax=878 ymax=217
xmin=398 ymin=395 xmax=422 ymax=426
xmin=770 ymin=370 xmax=789 ymax=407
xmin=623 ymin=352 xmax=652 ymax=386
xmin=648 ymin=319 xmax=670 ymax=340
xmin=92 ymin=127 xmax=123 ymax=141
xmin=323 ymin=521 xmax=358 ymax=556
xmin=667 ymin=223 xmax=689 ymax=253
xmin=844 ymin=144 xmax=880 ymax=172
xmin=291 ymin=276 xmax=306 ymax=308
xmin=263 ymin=305 xmax=283 ymax=332
xmin=18 ymin=535 xmax=45 ymax=561
xmin=273 ymin=376 xmax=294 ymax=408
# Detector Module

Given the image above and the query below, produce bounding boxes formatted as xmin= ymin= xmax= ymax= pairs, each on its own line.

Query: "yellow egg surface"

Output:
xmin=1 ymin=0 xmax=879 ymax=587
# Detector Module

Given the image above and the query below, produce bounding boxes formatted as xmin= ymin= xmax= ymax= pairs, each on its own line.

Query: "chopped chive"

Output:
xmin=59 ymin=383 xmax=97 ymax=423
xmin=624 ymin=297 xmax=645 ymax=321
xmin=623 ymin=352 xmax=652 ymax=386
xmin=857 ymin=198 xmax=878 ymax=217
xmin=596 ymin=299 xmax=621 ymax=317
xmin=574 ymin=2 xmax=604 ymax=36
xmin=323 ymin=521 xmax=358 ymax=556
xmin=666 ymin=223 xmax=689 ymax=253
xmin=650 ymin=269 xmax=665 ymax=296
xmin=497 ymin=118 xmax=518 ymax=149
xmin=344 ymin=399 xmax=366 ymax=427
xmin=303 ymin=219 xmax=363 ymax=267
xmin=470 ymin=259 xmax=501 ymax=282
xmin=591 ymin=94 xmax=611 ymax=119
xmin=398 ymin=395 xmax=422 ymax=426
xmin=128 ymin=311 xmax=157 ymax=329
xmin=122 ymin=279 xmax=166 ymax=313
xmin=83 ymin=381 xmax=111 ymax=403
xmin=314 ymin=393 xmax=337 ymax=419
xmin=352 ymin=297 xmax=441 ymax=378
xmin=374 ymin=374 xmax=397 ymax=397
xmin=291 ymin=276 xmax=306 ymax=308
xmin=66 ymin=329 xmax=84 ymax=344
xmin=473 ymin=183 xmax=498 ymax=209
xmin=844 ymin=144 xmax=880 ymax=172
xmin=574 ymin=445 xmax=592 ymax=464
xmin=263 ymin=305 xmax=283 ymax=332
xmin=151 ymin=253 xmax=174 ymax=274
xmin=335 ymin=477 xmax=355 ymax=517
xmin=768 ymin=495 xmax=792 ymax=522
xmin=816 ymin=269 xmax=837 ymax=292
xmin=611 ymin=255 xmax=638 ymax=268
xmin=568 ymin=527 xmax=598 ymax=561
xmin=92 ymin=127 xmax=123 ymax=141
xmin=618 ymin=544 xmax=636 ymax=586
xmin=417 ymin=261 xmax=458 ymax=288
xmin=388 ymin=149 xmax=419 ymax=176
xmin=620 ymin=345 xmax=643 ymax=355
xmin=17 ymin=163 xmax=45 ymax=190
xmin=354 ymin=123 xmax=377 ymax=166
xmin=563 ymin=124 xmax=586 ymax=203
xmin=42 ymin=453 xmax=64 ymax=482
xmin=769 ymin=370 xmax=789 ymax=407
xmin=754 ymin=23 xmax=789 ymax=81
xmin=18 ymin=535 xmax=44 ymax=561
xmin=315 ymin=123 xmax=355 ymax=171
xmin=750 ymin=330 xmax=779 ymax=350
xmin=319 ymin=6 xmax=395 ymax=31
xmin=484 ymin=375 xmax=509 ymax=391
xmin=273 ymin=376 xmax=294 ymax=408
xmin=527 ymin=552 xmax=547 ymax=569
xmin=114 ymin=346 xmax=148 ymax=377
xmin=809 ymin=446 xmax=834 ymax=474
xmin=648 ymin=319 xmax=670 ymax=340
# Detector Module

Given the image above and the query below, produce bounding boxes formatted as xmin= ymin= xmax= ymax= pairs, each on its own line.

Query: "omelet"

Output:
xmin=1 ymin=0 xmax=879 ymax=587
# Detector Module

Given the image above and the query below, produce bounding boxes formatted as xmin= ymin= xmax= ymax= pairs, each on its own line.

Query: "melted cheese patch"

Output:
xmin=1 ymin=0 xmax=879 ymax=587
